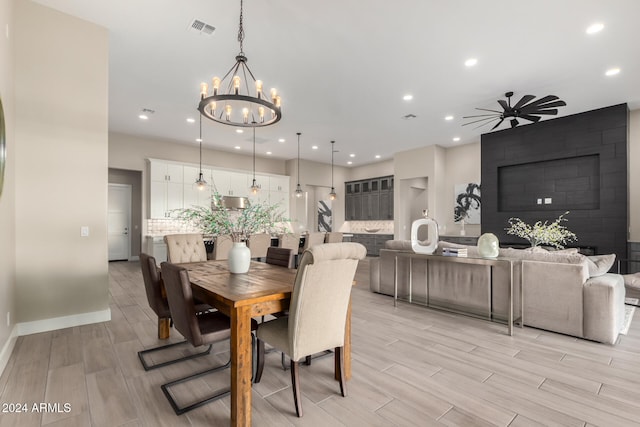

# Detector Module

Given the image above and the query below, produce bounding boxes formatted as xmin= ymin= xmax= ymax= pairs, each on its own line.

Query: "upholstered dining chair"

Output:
xmin=164 ymin=233 xmax=207 ymax=263
xmin=159 ymin=261 xmax=258 ymax=415
xmin=324 ymin=232 xmax=343 ymax=243
xmin=279 ymin=233 xmax=301 ymax=252
xmin=247 ymin=233 xmax=271 ymax=261
xmin=254 ymin=242 xmax=367 ymax=417
xmin=266 ymin=246 xmax=296 ymax=269
xmin=137 ymin=253 xmax=213 ymax=371
xmin=297 ymin=232 xmax=326 ymax=267
xmin=212 ymin=234 xmax=233 ymax=260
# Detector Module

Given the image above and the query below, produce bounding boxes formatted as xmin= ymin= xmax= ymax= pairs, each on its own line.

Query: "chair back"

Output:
xmin=164 ymin=234 xmax=207 ymax=263
xmin=266 ymin=247 xmax=295 ymax=269
xmin=247 ymin=233 xmax=271 ymax=259
xmin=139 ymin=253 xmax=170 ymax=318
xmin=160 ymin=262 xmax=205 ymax=347
xmin=324 ymin=232 xmax=343 ymax=243
xmin=213 ymin=235 xmax=234 ymax=260
xmin=279 ymin=233 xmax=301 ymax=251
xmin=287 ymin=243 xmax=366 ymax=361
xmin=302 ymin=232 xmax=326 ymax=252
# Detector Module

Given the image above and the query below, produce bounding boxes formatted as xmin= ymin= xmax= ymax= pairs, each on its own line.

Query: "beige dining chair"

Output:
xmin=296 ymin=232 xmax=325 ymax=267
xmin=137 ymin=253 xmax=213 ymax=371
xmin=212 ymin=234 xmax=233 ymax=260
xmin=164 ymin=233 xmax=208 ymax=263
xmin=160 ymin=262 xmax=258 ymax=415
xmin=278 ymin=233 xmax=301 ymax=251
xmin=324 ymin=232 xmax=343 ymax=243
xmin=247 ymin=233 xmax=271 ymax=261
xmin=254 ymin=242 xmax=367 ymax=417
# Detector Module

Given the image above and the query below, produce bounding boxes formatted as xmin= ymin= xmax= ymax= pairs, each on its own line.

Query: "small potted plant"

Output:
xmin=505 ymin=211 xmax=577 ymax=249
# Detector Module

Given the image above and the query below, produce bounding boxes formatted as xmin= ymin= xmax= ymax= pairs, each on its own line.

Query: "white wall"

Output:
xmin=0 ymin=0 xmax=16 ymax=372
xmin=14 ymin=1 xmax=109 ymax=325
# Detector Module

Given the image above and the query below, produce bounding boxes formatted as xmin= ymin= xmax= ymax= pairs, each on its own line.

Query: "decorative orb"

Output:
xmin=477 ymin=233 xmax=499 ymax=258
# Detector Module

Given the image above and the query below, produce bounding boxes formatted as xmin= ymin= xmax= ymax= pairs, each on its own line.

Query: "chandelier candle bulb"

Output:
xmin=233 ymin=76 xmax=241 ymax=94
xmin=270 ymin=88 xmax=277 ymax=102
xmin=275 ymin=96 xmax=281 ymax=108
xmin=209 ymin=102 xmax=216 ymax=114
xmin=200 ymin=82 xmax=208 ymax=98
xmin=255 ymin=80 xmax=263 ymax=96
xmin=242 ymin=108 xmax=249 ymax=124
xmin=225 ymin=105 xmax=232 ymax=121
xmin=258 ymin=106 xmax=264 ymax=122
xmin=212 ymin=77 xmax=220 ymax=95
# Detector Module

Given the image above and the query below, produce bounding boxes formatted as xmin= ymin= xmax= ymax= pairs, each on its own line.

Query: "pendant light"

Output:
xmin=194 ymin=115 xmax=208 ymax=191
xmin=329 ymin=140 xmax=337 ymax=200
xmin=250 ymin=126 xmax=259 ymax=194
xmin=294 ymin=132 xmax=303 ymax=198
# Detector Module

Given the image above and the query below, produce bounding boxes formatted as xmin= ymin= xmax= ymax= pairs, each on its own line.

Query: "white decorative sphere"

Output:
xmin=477 ymin=233 xmax=499 ymax=258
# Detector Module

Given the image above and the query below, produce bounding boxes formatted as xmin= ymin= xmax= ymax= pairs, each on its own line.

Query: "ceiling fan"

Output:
xmin=463 ymin=91 xmax=567 ymax=130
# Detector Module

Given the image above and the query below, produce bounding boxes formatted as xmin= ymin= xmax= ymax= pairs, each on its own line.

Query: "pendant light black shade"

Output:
xmin=195 ymin=115 xmax=208 ymax=191
xmin=294 ymin=132 xmax=303 ymax=198
xmin=329 ymin=140 xmax=337 ymax=200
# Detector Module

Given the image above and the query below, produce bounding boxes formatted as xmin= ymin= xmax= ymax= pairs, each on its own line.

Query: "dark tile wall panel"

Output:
xmin=481 ymin=104 xmax=628 ymax=259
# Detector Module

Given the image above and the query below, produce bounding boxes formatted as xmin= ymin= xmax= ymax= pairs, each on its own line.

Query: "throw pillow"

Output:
xmin=586 ymin=254 xmax=616 ymax=277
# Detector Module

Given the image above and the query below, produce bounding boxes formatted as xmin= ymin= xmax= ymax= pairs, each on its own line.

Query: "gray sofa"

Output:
xmin=370 ymin=240 xmax=626 ymax=344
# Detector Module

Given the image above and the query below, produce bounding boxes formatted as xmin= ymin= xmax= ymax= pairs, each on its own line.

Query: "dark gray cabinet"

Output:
xmin=345 ymin=175 xmax=393 ymax=220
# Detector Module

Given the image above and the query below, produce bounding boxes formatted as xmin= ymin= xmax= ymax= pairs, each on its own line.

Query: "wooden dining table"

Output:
xmin=181 ymin=260 xmax=353 ymax=427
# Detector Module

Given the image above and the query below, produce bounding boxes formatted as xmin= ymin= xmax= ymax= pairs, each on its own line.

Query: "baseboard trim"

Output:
xmin=16 ymin=309 xmax=112 ymax=337
xmin=0 ymin=326 xmax=18 ymax=378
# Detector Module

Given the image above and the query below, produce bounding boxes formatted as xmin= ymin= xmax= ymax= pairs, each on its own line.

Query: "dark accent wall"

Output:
xmin=481 ymin=103 xmax=628 ymax=258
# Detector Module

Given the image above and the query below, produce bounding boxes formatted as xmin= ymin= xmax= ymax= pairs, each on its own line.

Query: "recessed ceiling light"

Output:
xmin=236 ymin=129 xmax=244 ymax=133
xmin=349 ymin=154 xmax=355 ymax=158
xmin=445 ymin=115 xmax=454 ymax=121
xmin=586 ymin=23 xmax=604 ymax=34
xmin=375 ymin=154 xmax=381 ymax=159
xmin=186 ymin=118 xmax=195 ymax=123
xmin=266 ymin=151 xmax=272 ymax=155
xmin=138 ymin=114 xmax=148 ymax=120
xmin=234 ymin=146 xmax=241 ymax=150
xmin=347 ymin=161 xmax=353 ymax=165
xmin=403 ymin=94 xmax=413 ymax=101
xmin=464 ymin=58 xmax=478 ymax=67
xmin=312 ymin=145 xmax=318 ymax=150
xmin=278 ymin=138 xmax=285 ymax=143
xmin=453 ymin=137 xmax=461 ymax=142
xmin=196 ymin=138 xmax=202 ymax=142
xmin=605 ymin=67 xmax=620 ymax=76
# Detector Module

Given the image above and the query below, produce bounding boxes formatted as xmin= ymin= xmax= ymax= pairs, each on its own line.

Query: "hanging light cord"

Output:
xmin=252 ymin=127 xmax=256 ymax=181
xmin=331 ymin=140 xmax=335 ymax=188
xmin=297 ymin=132 xmax=301 ymax=185
xmin=237 ymin=0 xmax=245 ymax=53
xmin=199 ymin=116 xmax=203 ymax=174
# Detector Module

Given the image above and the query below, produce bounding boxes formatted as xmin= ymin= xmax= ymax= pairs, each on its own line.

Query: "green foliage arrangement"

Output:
xmin=505 ymin=211 xmax=577 ymax=249
xmin=172 ymin=193 xmax=290 ymax=242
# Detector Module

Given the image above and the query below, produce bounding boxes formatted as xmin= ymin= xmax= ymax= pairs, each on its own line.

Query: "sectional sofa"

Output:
xmin=369 ymin=240 xmax=626 ymax=344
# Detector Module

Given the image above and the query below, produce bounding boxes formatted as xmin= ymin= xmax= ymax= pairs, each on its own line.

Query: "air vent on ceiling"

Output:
xmin=188 ymin=19 xmax=216 ymax=36
xmin=402 ymin=114 xmax=417 ymax=120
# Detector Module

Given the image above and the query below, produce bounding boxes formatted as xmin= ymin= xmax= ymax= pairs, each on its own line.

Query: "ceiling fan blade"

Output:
xmin=513 ymin=95 xmax=535 ymax=109
xmin=519 ymin=114 xmax=541 ymax=122
xmin=473 ymin=117 xmax=500 ymax=130
xmin=529 ymin=109 xmax=559 ymax=115
xmin=462 ymin=116 xmax=501 ymax=126
xmin=510 ymin=119 xmax=519 ymax=128
xmin=491 ymin=118 xmax=505 ymax=130
xmin=475 ymin=108 xmax=503 ymax=113
xmin=521 ymin=95 xmax=559 ymax=109
xmin=498 ymin=100 xmax=510 ymax=111
xmin=462 ymin=113 xmax=501 ymax=119
xmin=521 ymin=100 xmax=566 ymax=112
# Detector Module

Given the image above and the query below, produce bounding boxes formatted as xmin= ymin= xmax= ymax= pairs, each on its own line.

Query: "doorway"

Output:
xmin=108 ymin=183 xmax=131 ymax=261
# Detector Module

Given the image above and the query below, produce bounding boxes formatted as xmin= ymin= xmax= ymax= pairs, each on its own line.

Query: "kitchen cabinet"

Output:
xmin=345 ymin=175 xmax=393 ymax=220
xmin=150 ymin=161 xmax=184 ymax=218
xmin=350 ymin=233 xmax=393 ymax=256
xmin=211 ymin=169 xmax=250 ymax=197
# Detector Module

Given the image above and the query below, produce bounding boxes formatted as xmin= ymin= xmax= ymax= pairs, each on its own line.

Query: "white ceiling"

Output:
xmin=34 ymin=0 xmax=640 ymax=167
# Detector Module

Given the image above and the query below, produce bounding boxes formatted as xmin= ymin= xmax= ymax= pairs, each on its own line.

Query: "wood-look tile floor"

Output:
xmin=1 ymin=259 xmax=640 ymax=426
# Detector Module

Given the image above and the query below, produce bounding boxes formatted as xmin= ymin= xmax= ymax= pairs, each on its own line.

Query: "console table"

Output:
xmin=393 ymin=252 xmax=519 ymax=335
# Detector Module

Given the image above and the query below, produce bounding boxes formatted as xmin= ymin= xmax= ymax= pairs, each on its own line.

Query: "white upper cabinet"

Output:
xmin=150 ymin=160 xmax=184 ymax=218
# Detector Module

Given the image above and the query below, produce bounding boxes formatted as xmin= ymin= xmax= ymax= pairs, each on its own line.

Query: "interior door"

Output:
xmin=108 ymin=184 xmax=131 ymax=261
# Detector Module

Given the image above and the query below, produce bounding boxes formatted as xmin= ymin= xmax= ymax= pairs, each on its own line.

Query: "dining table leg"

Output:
xmin=230 ymin=305 xmax=252 ymax=427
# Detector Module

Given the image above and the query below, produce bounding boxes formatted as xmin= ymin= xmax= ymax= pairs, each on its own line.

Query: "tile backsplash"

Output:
xmin=340 ymin=220 xmax=394 ymax=234
xmin=146 ymin=219 xmax=200 ymax=236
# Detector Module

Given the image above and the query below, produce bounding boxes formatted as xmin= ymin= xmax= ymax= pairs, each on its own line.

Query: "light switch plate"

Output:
xmin=81 ymin=226 xmax=89 ymax=237
xmin=537 ymin=198 xmax=542 ymax=205
xmin=544 ymin=198 xmax=552 ymax=204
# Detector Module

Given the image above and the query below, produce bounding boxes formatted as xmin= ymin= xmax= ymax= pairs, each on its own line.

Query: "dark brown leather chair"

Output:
xmin=160 ymin=262 xmax=258 ymax=415
xmin=265 ymin=246 xmax=295 ymax=269
xmin=137 ymin=253 xmax=213 ymax=371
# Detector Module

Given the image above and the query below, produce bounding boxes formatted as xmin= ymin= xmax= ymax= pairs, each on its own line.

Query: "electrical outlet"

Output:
xmin=81 ymin=226 xmax=90 ymax=237
xmin=544 ymin=197 xmax=552 ymax=204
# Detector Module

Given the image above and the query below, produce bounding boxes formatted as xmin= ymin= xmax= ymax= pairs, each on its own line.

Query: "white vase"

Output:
xmin=411 ymin=210 xmax=439 ymax=255
xmin=477 ymin=233 xmax=499 ymax=258
xmin=228 ymin=242 xmax=251 ymax=274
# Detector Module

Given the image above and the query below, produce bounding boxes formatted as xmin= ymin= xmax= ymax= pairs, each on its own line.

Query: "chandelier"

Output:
xmin=198 ymin=0 xmax=281 ymax=128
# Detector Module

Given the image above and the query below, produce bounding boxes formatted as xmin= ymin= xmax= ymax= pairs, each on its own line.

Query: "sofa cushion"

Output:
xmin=499 ymin=247 xmax=585 ymax=264
xmin=384 ymin=240 xmax=414 ymax=251
xmin=586 ymin=254 xmax=616 ymax=277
